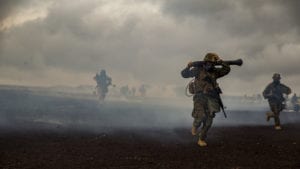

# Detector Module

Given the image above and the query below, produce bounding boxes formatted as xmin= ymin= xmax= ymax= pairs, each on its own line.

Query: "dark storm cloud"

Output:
xmin=1 ymin=0 xmax=131 ymax=72
xmin=162 ymin=0 xmax=300 ymax=82
xmin=162 ymin=0 xmax=300 ymax=36
xmin=0 ymin=0 xmax=300 ymax=94
xmin=0 ymin=0 xmax=23 ymax=22
xmin=0 ymin=0 xmax=188 ymax=86
xmin=3 ymin=0 xmax=204 ymax=86
xmin=161 ymin=0 xmax=300 ymax=62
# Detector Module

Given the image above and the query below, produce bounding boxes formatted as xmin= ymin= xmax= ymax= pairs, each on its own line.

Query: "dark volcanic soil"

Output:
xmin=1 ymin=125 xmax=300 ymax=169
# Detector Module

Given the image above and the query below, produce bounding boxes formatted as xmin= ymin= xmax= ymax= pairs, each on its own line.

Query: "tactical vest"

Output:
xmin=268 ymin=84 xmax=285 ymax=102
xmin=192 ymin=68 xmax=219 ymax=94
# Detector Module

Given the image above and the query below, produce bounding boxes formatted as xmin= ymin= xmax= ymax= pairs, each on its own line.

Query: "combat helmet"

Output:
xmin=272 ymin=73 xmax=281 ymax=80
xmin=203 ymin=53 xmax=219 ymax=62
xmin=100 ymin=69 xmax=106 ymax=75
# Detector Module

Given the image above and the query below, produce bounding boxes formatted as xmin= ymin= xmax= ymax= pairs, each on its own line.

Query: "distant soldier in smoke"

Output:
xmin=291 ymin=93 xmax=299 ymax=112
xmin=181 ymin=53 xmax=242 ymax=147
xmin=263 ymin=73 xmax=291 ymax=130
xmin=120 ymin=85 xmax=130 ymax=98
xmin=139 ymin=84 xmax=147 ymax=97
xmin=256 ymin=94 xmax=263 ymax=103
xmin=131 ymin=87 xmax=136 ymax=97
xmin=93 ymin=69 xmax=112 ymax=102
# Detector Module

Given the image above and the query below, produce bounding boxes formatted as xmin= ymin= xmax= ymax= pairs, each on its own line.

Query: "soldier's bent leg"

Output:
xmin=192 ymin=113 xmax=207 ymax=135
xmin=193 ymin=118 xmax=204 ymax=128
xmin=271 ymin=103 xmax=282 ymax=127
xmin=198 ymin=96 xmax=219 ymax=140
xmin=266 ymin=112 xmax=274 ymax=121
xmin=192 ymin=118 xmax=202 ymax=135
xmin=191 ymin=97 xmax=207 ymax=135
xmin=199 ymin=114 xmax=214 ymax=140
xmin=269 ymin=102 xmax=283 ymax=130
xmin=274 ymin=111 xmax=281 ymax=127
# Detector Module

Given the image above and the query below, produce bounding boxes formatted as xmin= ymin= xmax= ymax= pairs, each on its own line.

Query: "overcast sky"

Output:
xmin=0 ymin=0 xmax=300 ymax=96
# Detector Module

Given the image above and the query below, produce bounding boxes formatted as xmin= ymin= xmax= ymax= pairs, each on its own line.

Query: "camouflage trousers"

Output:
xmin=192 ymin=94 xmax=220 ymax=140
xmin=268 ymin=101 xmax=284 ymax=126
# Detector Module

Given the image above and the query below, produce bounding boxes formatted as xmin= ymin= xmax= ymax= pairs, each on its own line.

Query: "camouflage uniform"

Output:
xmin=181 ymin=53 xmax=231 ymax=141
xmin=263 ymin=74 xmax=291 ymax=127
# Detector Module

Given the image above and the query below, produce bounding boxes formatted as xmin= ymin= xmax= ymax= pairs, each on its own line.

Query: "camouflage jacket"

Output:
xmin=263 ymin=82 xmax=291 ymax=102
xmin=181 ymin=62 xmax=231 ymax=95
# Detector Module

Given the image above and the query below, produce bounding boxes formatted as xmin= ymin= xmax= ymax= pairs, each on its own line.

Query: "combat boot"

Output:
xmin=275 ymin=126 xmax=282 ymax=130
xmin=191 ymin=126 xmax=197 ymax=136
xmin=197 ymin=139 xmax=207 ymax=147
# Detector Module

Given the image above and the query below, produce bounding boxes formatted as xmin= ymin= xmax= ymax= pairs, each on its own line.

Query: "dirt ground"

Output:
xmin=1 ymin=124 xmax=300 ymax=169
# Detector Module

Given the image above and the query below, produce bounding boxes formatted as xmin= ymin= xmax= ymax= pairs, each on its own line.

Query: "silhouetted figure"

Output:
xmin=120 ymin=85 xmax=130 ymax=98
xmin=139 ymin=84 xmax=147 ymax=97
xmin=263 ymin=73 xmax=291 ymax=130
xmin=131 ymin=87 xmax=136 ymax=97
xmin=93 ymin=69 xmax=112 ymax=102
xmin=291 ymin=93 xmax=299 ymax=112
xmin=257 ymin=94 xmax=262 ymax=103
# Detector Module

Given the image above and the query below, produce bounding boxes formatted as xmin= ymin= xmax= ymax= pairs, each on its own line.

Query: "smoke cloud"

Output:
xmin=0 ymin=0 xmax=300 ymax=96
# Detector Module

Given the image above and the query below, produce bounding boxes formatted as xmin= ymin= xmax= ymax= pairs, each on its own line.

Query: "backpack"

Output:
xmin=185 ymin=79 xmax=196 ymax=97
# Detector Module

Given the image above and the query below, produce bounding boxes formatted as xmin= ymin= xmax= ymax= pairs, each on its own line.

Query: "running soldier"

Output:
xmin=263 ymin=73 xmax=291 ymax=130
xmin=181 ymin=53 xmax=232 ymax=147
xmin=93 ymin=69 xmax=112 ymax=102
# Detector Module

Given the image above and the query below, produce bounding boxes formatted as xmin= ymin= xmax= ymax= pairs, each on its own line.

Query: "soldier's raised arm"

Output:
xmin=281 ymin=84 xmax=291 ymax=95
xmin=181 ymin=62 xmax=199 ymax=78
